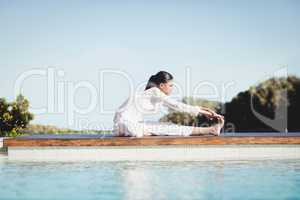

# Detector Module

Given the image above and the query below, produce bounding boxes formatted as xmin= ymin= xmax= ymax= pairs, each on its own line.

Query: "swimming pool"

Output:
xmin=0 ymin=157 xmax=299 ymax=200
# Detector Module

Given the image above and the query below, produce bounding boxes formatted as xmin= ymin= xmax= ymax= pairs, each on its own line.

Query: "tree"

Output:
xmin=225 ymin=76 xmax=300 ymax=132
xmin=0 ymin=94 xmax=34 ymax=137
xmin=159 ymin=75 xmax=300 ymax=132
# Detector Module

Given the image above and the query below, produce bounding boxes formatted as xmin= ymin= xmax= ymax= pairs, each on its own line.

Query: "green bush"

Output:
xmin=0 ymin=94 xmax=34 ymax=137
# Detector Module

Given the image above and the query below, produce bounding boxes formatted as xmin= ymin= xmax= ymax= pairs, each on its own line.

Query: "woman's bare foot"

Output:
xmin=208 ymin=118 xmax=224 ymax=136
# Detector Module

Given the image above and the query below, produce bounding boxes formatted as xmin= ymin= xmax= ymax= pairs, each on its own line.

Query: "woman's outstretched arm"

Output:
xmin=151 ymin=87 xmax=208 ymax=116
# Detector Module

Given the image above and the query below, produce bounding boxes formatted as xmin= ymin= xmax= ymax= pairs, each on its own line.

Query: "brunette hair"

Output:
xmin=145 ymin=71 xmax=173 ymax=90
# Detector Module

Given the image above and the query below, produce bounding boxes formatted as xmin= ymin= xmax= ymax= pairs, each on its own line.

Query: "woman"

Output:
xmin=112 ymin=71 xmax=224 ymax=137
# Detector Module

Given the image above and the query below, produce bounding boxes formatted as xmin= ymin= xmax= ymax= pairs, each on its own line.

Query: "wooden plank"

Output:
xmin=3 ymin=136 xmax=300 ymax=147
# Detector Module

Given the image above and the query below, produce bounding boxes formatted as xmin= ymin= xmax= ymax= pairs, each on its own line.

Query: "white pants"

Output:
xmin=113 ymin=120 xmax=194 ymax=137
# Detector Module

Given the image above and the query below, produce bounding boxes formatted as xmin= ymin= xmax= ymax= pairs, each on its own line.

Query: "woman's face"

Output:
xmin=159 ymin=80 xmax=173 ymax=95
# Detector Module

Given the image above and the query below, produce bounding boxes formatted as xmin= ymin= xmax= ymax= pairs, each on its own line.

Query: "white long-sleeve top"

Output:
xmin=112 ymin=87 xmax=202 ymax=137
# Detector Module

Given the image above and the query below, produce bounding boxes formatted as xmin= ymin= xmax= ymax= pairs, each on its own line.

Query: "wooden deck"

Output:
xmin=4 ymin=133 xmax=300 ymax=147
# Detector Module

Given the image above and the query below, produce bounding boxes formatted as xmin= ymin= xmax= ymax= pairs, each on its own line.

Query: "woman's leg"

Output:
xmin=119 ymin=117 xmax=225 ymax=137
xmin=191 ymin=118 xmax=224 ymax=136
xmin=143 ymin=122 xmax=195 ymax=137
xmin=191 ymin=127 xmax=216 ymax=136
xmin=190 ymin=126 xmax=219 ymax=136
xmin=142 ymin=118 xmax=224 ymax=137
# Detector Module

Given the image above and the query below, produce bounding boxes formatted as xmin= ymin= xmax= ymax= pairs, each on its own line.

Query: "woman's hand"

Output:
xmin=198 ymin=107 xmax=215 ymax=119
xmin=199 ymin=106 xmax=224 ymax=120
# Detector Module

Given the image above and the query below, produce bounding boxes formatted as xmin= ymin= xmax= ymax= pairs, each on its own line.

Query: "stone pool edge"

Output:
xmin=5 ymin=144 xmax=300 ymax=162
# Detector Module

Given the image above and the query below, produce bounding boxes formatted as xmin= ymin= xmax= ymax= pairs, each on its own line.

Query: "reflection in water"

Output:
xmin=122 ymin=165 xmax=159 ymax=200
xmin=120 ymin=162 xmax=216 ymax=200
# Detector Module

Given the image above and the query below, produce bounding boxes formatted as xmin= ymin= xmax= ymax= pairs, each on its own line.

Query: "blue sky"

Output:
xmin=0 ymin=0 xmax=299 ymax=130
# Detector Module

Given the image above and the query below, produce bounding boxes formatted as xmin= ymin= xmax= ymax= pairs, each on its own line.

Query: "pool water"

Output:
xmin=0 ymin=158 xmax=299 ymax=200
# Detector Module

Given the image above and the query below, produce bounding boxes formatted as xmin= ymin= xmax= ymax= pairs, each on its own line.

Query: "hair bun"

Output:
xmin=144 ymin=71 xmax=173 ymax=90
